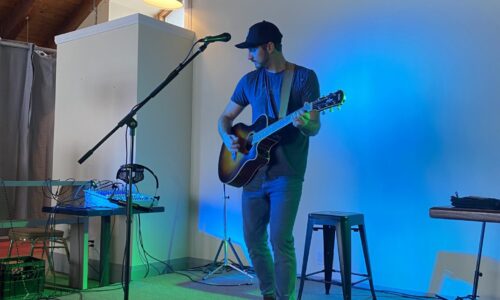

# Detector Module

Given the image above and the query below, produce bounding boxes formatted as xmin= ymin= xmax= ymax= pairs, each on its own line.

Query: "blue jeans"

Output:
xmin=242 ymin=176 xmax=303 ymax=300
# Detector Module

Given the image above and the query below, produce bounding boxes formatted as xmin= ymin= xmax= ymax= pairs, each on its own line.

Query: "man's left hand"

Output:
xmin=292 ymin=108 xmax=310 ymax=129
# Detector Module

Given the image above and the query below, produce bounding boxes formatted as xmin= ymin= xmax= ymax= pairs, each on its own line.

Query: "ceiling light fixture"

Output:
xmin=143 ymin=0 xmax=183 ymax=10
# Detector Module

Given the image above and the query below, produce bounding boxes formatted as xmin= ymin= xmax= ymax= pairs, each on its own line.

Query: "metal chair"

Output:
xmin=7 ymin=227 xmax=70 ymax=272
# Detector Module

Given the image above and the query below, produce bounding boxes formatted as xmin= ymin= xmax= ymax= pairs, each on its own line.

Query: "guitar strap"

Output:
xmin=278 ymin=62 xmax=295 ymax=119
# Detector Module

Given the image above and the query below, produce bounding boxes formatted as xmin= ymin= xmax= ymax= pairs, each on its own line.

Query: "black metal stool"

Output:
xmin=298 ymin=211 xmax=376 ymax=300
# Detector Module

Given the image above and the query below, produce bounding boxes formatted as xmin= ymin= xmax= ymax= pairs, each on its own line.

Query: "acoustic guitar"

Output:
xmin=218 ymin=90 xmax=345 ymax=187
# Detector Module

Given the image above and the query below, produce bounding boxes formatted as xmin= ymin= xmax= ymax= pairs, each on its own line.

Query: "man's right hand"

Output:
xmin=219 ymin=101 xmax=245 ymax=158
xmin=223 ymin=134 xmax=240 ymax=154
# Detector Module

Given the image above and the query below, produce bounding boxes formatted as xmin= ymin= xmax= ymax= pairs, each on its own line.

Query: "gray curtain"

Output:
xmin=0 ymin=41 xmax=56 ymax=221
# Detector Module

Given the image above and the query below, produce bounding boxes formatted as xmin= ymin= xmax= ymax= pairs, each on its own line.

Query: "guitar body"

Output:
xmin=218 ymin=115 xmax=279 ymax=187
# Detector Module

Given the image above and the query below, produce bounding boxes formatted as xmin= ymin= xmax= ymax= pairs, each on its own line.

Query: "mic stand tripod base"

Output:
xmin=202 ymin=238 xmax=253 ymax=280
xmin=204 ymin=184 xmax=253 ymax=281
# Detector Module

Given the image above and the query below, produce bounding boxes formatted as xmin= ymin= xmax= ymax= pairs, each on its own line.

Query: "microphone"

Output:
xmin=199 ymin=32 xmax=231 ymax=43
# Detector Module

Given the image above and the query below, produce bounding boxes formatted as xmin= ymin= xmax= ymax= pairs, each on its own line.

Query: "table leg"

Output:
xmin=100 ymin=216 xmax=111 ymax=286
xmin=69 ymin=217 xmax=89 ymax=289
xmin=471 ymin=222 xmax=486 ymax=299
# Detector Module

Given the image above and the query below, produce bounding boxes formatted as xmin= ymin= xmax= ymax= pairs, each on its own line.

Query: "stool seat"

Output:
xmin=8 ymin=228 xmax=65 ymax=239
xmin=309 ymin=211 xmax=364 ymax=224
xmin=299 ymin=211 xmax=376 ymax=300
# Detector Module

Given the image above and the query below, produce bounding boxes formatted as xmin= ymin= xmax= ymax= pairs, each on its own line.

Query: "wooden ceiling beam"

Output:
xmin=44 ymin=0 xmax=103 ymax=47
xmin=56 ymin=0 xmax=104 ymax=35
xmin=0 ymin=0 xmax=36 ymax=39
xmin=155 ymin=9 xmax=172 ymax=22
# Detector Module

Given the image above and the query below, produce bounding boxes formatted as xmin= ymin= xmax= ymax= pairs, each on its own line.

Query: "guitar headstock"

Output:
xmin=304 ymin=90 xmax=345 ymax=112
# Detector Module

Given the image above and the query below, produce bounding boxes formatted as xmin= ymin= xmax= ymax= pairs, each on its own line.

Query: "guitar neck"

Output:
xmin=252 ymin=112 xmax=298 ymax=145
xmin=250 ymin=90 xmax=344 ymax=145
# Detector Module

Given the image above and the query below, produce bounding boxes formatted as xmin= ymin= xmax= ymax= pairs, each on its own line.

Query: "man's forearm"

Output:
xmin=218 ymin=116 xmax=233 ymax=139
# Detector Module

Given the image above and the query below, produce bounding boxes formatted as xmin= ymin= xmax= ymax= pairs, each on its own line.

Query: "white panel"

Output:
xmin=133 ymin=17 xmax=194 ymax=268
xmin=54 ymin=14 xmax=194 ymax=276
xmin=54 ymin=22 xmax=140 ymax=266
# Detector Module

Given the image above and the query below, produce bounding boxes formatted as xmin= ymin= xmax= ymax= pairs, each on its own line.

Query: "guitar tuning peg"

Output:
xmin=329 ymin=108 xmax=333 ymax=113
xmin=322 ymin=111 xmax=326 ymax=115
xmin=337 ymin=106 xmax=341 ymax=110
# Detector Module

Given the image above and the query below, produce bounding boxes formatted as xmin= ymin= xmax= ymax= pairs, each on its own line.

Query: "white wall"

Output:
xmin=76 ymin=0 xmax=185 ymax=30
xmin=189 ymin=0 xmax=500 ymax=297
xmin=109 ymin=0 xmax=157 ymax=21
xmin=79 ymin=0 xmax=110 ymax=29
xmin=109 ymin=0 xmax=185 ymax=28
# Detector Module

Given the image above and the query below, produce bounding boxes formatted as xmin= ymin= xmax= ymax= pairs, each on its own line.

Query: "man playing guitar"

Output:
xmin=218 ymin=20 xmax=321 ymax=300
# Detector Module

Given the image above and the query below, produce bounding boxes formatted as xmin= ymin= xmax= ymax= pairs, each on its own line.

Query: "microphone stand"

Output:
xmin=203 ymin=184 xmax=253 ymax=280
xmin=78 ymin=42 xmax=209 ymax=300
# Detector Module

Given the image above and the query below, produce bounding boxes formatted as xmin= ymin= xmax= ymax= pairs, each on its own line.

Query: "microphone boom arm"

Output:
xmin=78 ymin=42 xmax=209 ymax=164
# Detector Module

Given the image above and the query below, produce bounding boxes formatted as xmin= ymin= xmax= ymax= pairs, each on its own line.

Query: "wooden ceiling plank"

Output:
xmin=43 ymin=0 xmax=103 ymax=48
xmin=0 ymin=0 xmax=36 ymax=39
xmin=43 ymin=0 xmax=104 ymax=48
xmin=56 ymin=0 xmax=104 ymax=36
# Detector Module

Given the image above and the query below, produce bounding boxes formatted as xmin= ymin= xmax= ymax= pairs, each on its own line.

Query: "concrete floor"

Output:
xmin=49 ymin=270 xmax=428 ymax=300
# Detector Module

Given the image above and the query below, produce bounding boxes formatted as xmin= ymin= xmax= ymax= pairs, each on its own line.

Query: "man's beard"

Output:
xmin=253 ymin=54 xmax=269 ymax=69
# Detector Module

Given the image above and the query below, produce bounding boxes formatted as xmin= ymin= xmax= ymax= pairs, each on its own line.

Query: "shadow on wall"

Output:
xmin=428 ymin=252 xmax=500 ymax=299
xmin=194 ymin=227 xmax=250 ymax=268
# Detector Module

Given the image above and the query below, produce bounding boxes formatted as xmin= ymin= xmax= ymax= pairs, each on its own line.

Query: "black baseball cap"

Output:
xmin=235 ymin=20 xmax=283 ymax=49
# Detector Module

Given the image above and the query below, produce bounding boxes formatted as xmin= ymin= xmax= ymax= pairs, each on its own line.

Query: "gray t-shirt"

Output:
xmin=231 ymin=64 xmax=320 ymax=181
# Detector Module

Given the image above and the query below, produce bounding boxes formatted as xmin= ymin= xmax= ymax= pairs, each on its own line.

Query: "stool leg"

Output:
xmin=30 ymin=239 xmax=36 ymax=256
xmin=359 ymin=224 xmax=376 ymax=299
xmin=337 ymin=220 xmax=351 ymax=300
xmin=62 ymin=239 xmax=71 ymax=262
xmin=298 ymin=217 xmax=315 ymax=300
xmin=44 ymin=240 xmax=54 ymax=273
xmin=323 ymin=225 xmax=336 ymax=295
xmin=7 ymin=240 xmax=14 ymax=257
